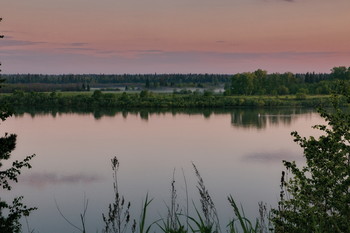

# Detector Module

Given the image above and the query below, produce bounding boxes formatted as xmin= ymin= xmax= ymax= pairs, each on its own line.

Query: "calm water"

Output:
xmin=1 ymin=108 xmax=324 ymax=233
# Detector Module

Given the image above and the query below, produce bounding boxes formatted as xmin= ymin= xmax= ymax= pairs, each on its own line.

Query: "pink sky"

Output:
xmin=1 ymin=0 xmax=349 ymax=74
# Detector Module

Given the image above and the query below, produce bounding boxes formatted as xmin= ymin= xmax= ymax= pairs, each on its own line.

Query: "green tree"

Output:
xmin=139 ymin=90 xmax=149 ymax=98
xmin=272 ymin=87 xmax=350 ymax=232
xmin=92 ymin=90 xmax=103 ymax=99
xmin=254 ymin=69 xmax=267 ymax=95
xmin=331 ymin=66 xmax=349 ymax=80
xmin=231 ymin=72 xmax=255 ymax=95
xmin=145 ymin=78 xmax=150 ymax=89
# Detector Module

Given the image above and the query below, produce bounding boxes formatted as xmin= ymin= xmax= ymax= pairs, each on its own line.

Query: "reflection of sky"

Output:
xmin=1 ymin=110 xmax=324 ymax=232
xmin=19 ymin=172 xmax=103 ymax=188
xmin=242 ymin=149 xmax=303 ymax=163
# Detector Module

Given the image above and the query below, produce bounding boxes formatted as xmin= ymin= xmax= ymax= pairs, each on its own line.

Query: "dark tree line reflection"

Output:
xmin=230 ymin=108 xmax=314 ymax=129
xmin=13 ymin=106 xmax=315 ymax=129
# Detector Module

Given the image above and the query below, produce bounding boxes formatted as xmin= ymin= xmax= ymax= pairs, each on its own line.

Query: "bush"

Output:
xmin=272 ymin=91 xmax=350 ymax=232
xmin=295 ymin=92 xmax=307 ymax=100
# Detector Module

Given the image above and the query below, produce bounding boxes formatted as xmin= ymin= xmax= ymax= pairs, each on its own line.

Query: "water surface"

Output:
xmin=1 ymin=108 xmax=324 ymax=233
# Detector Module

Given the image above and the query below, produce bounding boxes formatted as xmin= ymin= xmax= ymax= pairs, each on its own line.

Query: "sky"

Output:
xmin=1 ymin=0 xmax=350 ymax=74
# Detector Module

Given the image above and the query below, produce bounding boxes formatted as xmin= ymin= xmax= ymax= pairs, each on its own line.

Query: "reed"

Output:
xmin=157 ymin=169 xmax=187 ymax=233
xmin=102 ymin=157 xmax=133 ymax=233
xmin=56 ymin=158 xmax=272 ymax=233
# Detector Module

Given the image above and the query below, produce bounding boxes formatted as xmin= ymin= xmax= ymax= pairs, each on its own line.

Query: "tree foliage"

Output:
xmin=272 ymin=83 xmax=350 ymax=232
xmin=227 ymin=69 xmax=344 ymax=96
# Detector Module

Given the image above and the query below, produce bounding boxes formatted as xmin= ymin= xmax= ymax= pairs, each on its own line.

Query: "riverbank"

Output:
xmin=0 ymin=91 xmax=338 ymax=109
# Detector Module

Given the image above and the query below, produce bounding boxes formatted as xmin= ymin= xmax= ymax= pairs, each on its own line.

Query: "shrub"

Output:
xmin=272 ymin=91 xmax=350 ymax=232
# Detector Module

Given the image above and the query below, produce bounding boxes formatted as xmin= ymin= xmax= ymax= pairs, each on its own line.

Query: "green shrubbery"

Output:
xmin=0 ymin=91 xmax=336 ymax=109
xmin=271 ymin=90 xmax=350 ymax=233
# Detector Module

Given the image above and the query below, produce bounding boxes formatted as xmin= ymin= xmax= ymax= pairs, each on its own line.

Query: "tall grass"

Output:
xmin=102 ymin=157 xmax=133 ymax=233
xmin=189 ymin=162 xmax=220 ymax=233
xmin=156 ymin=169 xmax=187 ymax=233
xmin=56 ymin=158 xmax=272 ymax=233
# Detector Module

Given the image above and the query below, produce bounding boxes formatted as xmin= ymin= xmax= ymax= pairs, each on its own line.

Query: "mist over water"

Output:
xmin=2 ymin=108 xmax=324 ymax=233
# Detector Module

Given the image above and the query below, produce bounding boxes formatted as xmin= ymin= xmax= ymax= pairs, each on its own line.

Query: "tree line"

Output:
xmin=2 ymin=73 xmax=231 ymax=84
xmin=2 ymin=67 xmax=350 ymax=95
xmin=225 ymin=67 xmax=350 ymax=96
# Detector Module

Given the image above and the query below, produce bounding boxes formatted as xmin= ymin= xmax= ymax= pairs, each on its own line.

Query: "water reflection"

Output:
xmin=3 ymin=107 xmax=323 ymax=233
xmin=230 ymin=108 xmax=314 ymax=129
xmin=14 ymin=107 xmax=315 ymax=129
xmin=242 ymin=149 xmax=303 ymax=163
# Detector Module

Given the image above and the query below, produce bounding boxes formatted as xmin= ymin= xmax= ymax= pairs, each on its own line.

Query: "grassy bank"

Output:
xmin=0 ymin=91 xmax=337 ymax=109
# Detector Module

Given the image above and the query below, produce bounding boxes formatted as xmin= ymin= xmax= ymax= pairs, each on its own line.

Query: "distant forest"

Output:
xmin=1 ymin=73 xmax=231 ymax=92
xmin=1 ymin=66 xmax=350 ymax=95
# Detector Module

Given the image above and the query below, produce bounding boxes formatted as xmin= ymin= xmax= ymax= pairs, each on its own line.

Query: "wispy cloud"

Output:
xmin=0 ymin=38 xmax=46 ymax=47
xmin=57 ymin=47 xmax=96 ymax=52
xmin=262 ymin=0 xmax=296 ymax=2
xmin=1 ymin=30 xmax=16 ymax=33
xmin=54 ymin=42 xmax=93 ymax=53
xmin=67 ymin=42 xmax=88 ymax=47
xmin=264 ymin=0 xmax=296 ymax=2
xmin=133 ymin=49 xmax=163 ymax=53
xmin=19 ymin=172 xmax=102 ymax=188
xmin=130 ymin=50 xmax=339 ymax=63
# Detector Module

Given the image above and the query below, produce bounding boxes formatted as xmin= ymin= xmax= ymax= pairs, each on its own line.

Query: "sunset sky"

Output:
xmin=1 ymin=0 xmax=349 ymax=74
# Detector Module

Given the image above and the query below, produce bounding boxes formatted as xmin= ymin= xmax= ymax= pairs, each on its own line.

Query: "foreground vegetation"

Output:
xmin=96 ymin=157 xmax=270 ymax=233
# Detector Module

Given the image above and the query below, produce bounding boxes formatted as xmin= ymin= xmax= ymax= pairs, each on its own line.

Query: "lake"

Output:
xmin=1 ymin=108 xmax=324 ymax=233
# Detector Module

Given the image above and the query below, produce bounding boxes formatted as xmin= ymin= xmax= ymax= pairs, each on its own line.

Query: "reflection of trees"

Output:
xmin=203 ymin=109 xmax=212 ymax=119
xmin=13 ymin=106 xmax=315 ymax=129
xmin=230 ymin=108 xmax=314 ymax=129
xmin=139 ymin=111 xmax=149 ymax=121
xmin=231 ymin=109 xmax=267 ymax=129
xmin=122 ymin=111 xmax=128 ymax=119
